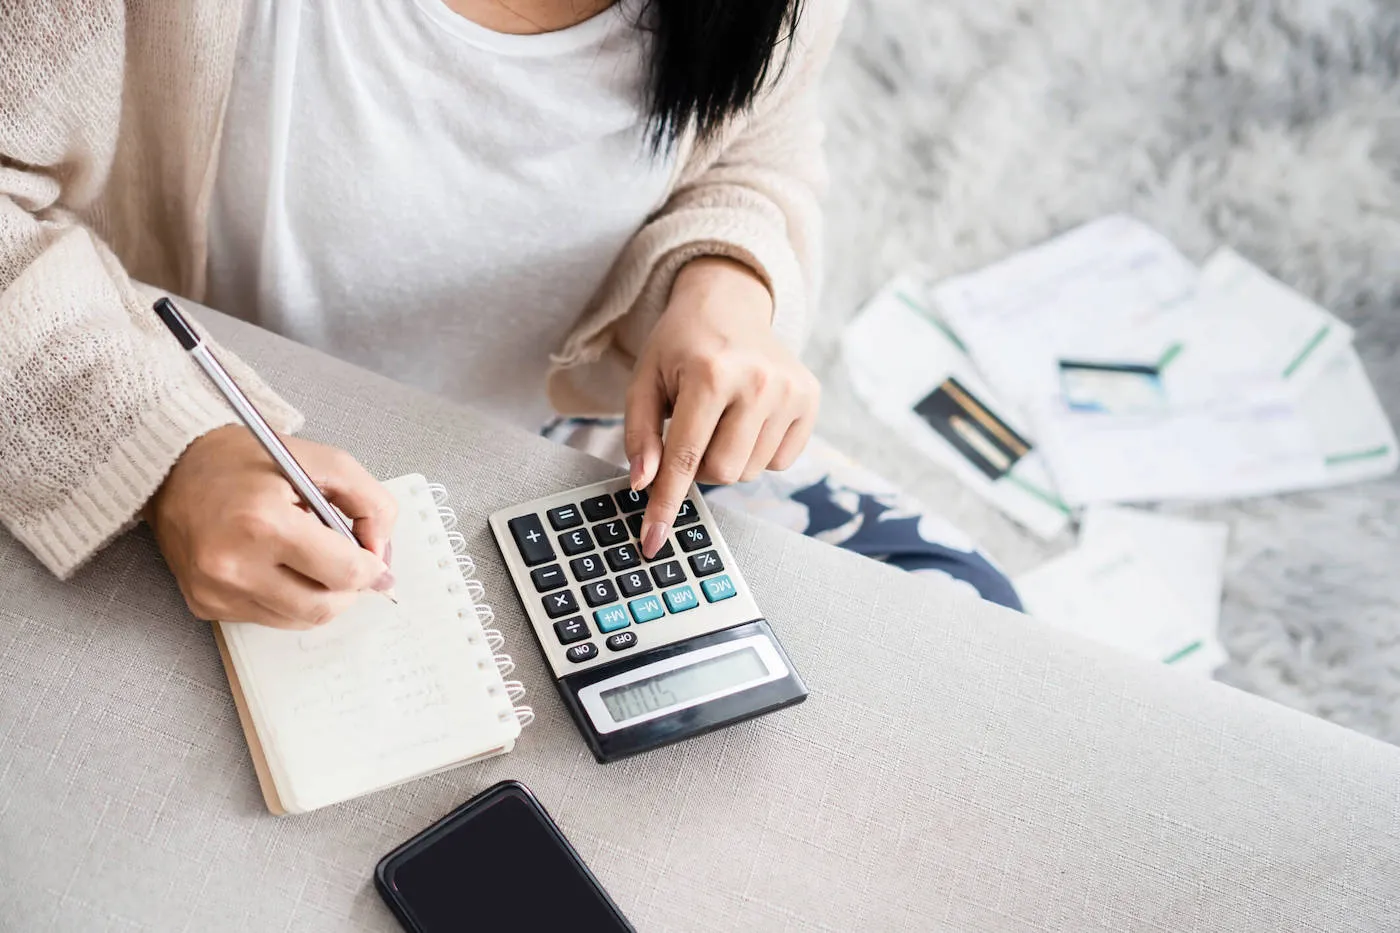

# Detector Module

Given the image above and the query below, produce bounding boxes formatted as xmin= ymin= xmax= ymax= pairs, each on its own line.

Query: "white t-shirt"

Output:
xmin=207 ymin=0 xmax=676 ymax=427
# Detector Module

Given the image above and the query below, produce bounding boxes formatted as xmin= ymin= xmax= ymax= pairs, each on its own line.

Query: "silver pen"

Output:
xmin=153 ymin=297 xmax=395 ymax=604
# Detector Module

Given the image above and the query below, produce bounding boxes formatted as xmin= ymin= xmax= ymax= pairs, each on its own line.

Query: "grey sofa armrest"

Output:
xmin=1 ymin=307 xmax=1396 ymax=932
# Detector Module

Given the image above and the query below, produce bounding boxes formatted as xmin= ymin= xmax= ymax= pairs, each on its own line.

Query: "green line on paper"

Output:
xmin=1282 ymin=326 xmax=1330 ymax=379
xmin=1005 ymin=474 xmax=1072 ymax=516
xmin=1156 ymin=342 xmax=1184 ymax=371
xmin=1325 ymin=446 xmax=1391 ymax=466
xmin=1163 ymin=641 xmax=1204 ymax=665
xmin=896 ymin=291 xmax=968 ymax=352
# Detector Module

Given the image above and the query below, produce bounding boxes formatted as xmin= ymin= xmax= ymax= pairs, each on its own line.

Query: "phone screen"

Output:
xmin=382 ymin=784 xmax=632 ymax=932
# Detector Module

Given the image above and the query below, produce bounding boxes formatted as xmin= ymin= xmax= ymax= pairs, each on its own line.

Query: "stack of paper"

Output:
xmin=840 ymin=214 xmax=1398 ymax=675
xmin=841 ymin=276 xmax=1072 ymax=539
xmin=1014 ymin=508 xmax=1229 ymax=676
xmin=928 ymin=216 xmax=1396 ymax=506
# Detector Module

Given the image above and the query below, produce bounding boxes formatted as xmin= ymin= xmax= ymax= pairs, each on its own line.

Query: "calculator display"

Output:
xmin=600 ymin=648 xmax=768 ymax=723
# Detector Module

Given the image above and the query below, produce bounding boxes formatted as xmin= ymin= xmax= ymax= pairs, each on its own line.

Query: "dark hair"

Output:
xmin=639 ymin=0 xmax=805 ymax=149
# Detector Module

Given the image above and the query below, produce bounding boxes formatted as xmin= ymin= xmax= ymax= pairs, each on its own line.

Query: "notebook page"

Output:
xmin=221 ymin=475 xmax=519 ymax=813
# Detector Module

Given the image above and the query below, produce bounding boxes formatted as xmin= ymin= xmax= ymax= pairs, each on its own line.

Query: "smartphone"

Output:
xmin=375 ymin=780 xmax=635 ymax=933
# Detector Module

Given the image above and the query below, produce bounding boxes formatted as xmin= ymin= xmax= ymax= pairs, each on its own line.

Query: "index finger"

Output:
xmin=641 ymin=389 xmax=726 ymax=558
xmin=301 ymin=446 xmax=399 ymax=558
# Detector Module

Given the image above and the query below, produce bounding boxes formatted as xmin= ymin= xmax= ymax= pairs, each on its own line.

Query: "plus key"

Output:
xmin=508 ymin=513 xmax=556 ymax=566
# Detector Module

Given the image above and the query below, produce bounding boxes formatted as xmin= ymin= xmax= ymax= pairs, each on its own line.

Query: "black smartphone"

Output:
xmin=375 ymin=780 xmax=635 ymax=933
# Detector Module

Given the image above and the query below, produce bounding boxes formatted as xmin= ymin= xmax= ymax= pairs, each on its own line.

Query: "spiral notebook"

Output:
xmin=213 ymin=474 xmax=532 ymax=815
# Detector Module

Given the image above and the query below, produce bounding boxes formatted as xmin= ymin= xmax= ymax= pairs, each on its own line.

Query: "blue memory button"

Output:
xmin=629 ymin=595 xmax=665 ymax=624
xmin=700 ymin=575 xmax=737 ymax=603
xmin=663 ymin=585 xmax=698 ymax=614
xmin=594 ymin=605 xmax=630 ymax=633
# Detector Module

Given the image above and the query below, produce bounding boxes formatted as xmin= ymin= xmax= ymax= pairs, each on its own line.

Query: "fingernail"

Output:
xmin=384 ymin=541 xmax=394 ymax=568
xmin=371 ymin=571 xmax=396 ymax=593
xmin=629 ymin=456 xmax=645 ymax=492
xmin=642 ymin=521 xmax=669 ymax=559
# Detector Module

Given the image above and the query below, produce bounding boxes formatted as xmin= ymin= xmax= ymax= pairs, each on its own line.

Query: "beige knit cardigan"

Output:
xmin=0 ymin=0 xmax=843 ymax=579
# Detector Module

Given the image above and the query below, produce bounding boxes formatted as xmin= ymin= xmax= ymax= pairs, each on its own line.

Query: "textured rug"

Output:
xmin=810 ymin=0 xmax=1400 ymax=743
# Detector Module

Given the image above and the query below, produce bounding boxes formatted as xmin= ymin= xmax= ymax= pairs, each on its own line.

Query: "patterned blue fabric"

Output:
xmin=543 ymin=418 xmax=1021 ymax=611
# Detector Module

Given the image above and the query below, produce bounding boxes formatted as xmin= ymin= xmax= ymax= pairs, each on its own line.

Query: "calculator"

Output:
xmin=489 ymin=477 xmax=808 ymax=762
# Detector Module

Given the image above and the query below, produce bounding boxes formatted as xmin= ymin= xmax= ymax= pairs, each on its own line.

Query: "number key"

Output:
xmin=626 ymin=513 xmax=644 ymax=539
xmin=650 ymin=560 xmax=685 ymax=587
xmin=604 ymin=543 xmax=641 ymax=571
xmin=594 ymin=519 xmax=628 ymax=546
xmin=677 ymin=524 xmax=712 ymax=552
xmin=616 ymin=570 xmax=652 ymax=597
xmin=558 ymin=527 xmax=595 ymax=556
xmin=570 ymin=554 xmax=605 ymax=581
xmin=547 ymin=504 xmax=583 ymax=530
xmin=614 ymin=488 xmax=648 ymax=513
xmin=581 ymin=494 xmax=617 ymax=522
xmin=583 ymin=578 xmax=618 ymax=608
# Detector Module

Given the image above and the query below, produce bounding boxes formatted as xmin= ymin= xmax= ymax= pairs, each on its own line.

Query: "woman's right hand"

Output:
xmin=146 ymin=426 xmax=398 ymax=629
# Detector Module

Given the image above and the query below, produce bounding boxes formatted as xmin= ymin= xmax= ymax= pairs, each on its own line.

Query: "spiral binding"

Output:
xmin=426 ymin=482 xmax=535 ymax=730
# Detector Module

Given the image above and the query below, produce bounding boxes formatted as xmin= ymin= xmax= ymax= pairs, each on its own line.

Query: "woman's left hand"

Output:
xmin=625 ymin=256 xmax=820 ymax=558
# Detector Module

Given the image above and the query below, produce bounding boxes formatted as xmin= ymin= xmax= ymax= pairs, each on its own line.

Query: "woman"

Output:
xmin=1 ymin=0 xmax=1016 ymax=629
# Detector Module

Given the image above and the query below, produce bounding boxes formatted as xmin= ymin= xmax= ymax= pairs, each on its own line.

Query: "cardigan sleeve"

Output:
xmin=0 ymin=1 xmax=301 ymax=578
xmin=546 ymin=0 xmax=848 ymax=416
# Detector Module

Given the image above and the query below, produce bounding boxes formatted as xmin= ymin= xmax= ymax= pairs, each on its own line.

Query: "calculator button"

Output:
xmin=626 ymin=513 xmax=644 ymax=538
xmin=673 ymin=499 xmax=700 ymax=526
xmin=677 ymin=525 xmax=712 ymax=552
xmin=663 ymin=586 xmax=698 ymax=613
xmin=604 ymin=544 xmax=641 ymax=571
xmin=566 ymin=642 xmax=598 ymax=664
xmin=594 ymin=605 xmax=630 ymax=633
xmin=689 ymin=550 xmax=723 ymax=577
xmin=580 ymin=495 xmax=617 ymax=522
xmin=543 ymin=590 xmax=579 ymax=618
xmin=594 ymin=519 xmax=628 ymax=546
xmin=645 ymin=539 xmax=675 ymax=561
xmin=558 ymin=527 xmax=595 ymax=557
xmin=570 ymin=554 xmax=605 ymax=582
xmin=547 ymin=504 xmax=583 ymax=530
xmin=628 ymin=595 xmax=665 ymax=624
xmin=508 ymin=514 xmax=555 ymax=566
xmin=700 ymin=575 xmax=737 ymax=603
xmin=606 ymin=631 xmax=638 ymax=652
xmin=553 ymin=616 xmax=589 ymax=644
xmin=531 ymin=564 xmax=568 ymax=593
xmin=616 ymin=570 xmax=652 ymax=597
xmin=650 ymin=560 xmax=685 ymax=587
xmin=583 ymin=579 xmax=618 ymax=608
xmin=614 ymin=488 xmax=648 ymax=513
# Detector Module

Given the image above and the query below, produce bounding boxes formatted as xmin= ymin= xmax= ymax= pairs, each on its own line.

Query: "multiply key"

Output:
xmin=543 ymin=589 xmax=579 ymax=618
xmin=508 ymin=514 xmax=555 ymax=566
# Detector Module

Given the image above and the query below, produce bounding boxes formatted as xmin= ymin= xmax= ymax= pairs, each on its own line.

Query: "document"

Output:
xmin=1016 ymin=507 xmax=1229 ymax=674
xmin=841 ymin=276 xmax=1071 ymax=539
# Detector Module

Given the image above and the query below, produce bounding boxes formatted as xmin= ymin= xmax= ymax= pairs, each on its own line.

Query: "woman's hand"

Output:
xmin=625 ymin=257 xmax=820 ymax=558
xmin=146 ymin=425 xmax=398 ymax=629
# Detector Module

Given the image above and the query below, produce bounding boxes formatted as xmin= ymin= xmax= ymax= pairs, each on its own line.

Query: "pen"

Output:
xmin=152 ymin=297 xmax=396 ymax=605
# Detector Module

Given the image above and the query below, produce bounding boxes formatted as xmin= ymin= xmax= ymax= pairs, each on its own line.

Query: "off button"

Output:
xmin=606 ymin=631 xmax=638 ymax=652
